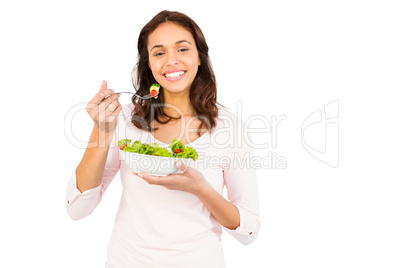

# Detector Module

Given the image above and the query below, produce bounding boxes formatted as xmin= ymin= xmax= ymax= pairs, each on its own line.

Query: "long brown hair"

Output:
xmin=131 ymin=10 xmax=221 ymax=136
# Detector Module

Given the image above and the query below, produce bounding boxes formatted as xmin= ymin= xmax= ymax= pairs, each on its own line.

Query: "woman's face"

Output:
xmin=147 ymin=22 xmax=200 ymax=95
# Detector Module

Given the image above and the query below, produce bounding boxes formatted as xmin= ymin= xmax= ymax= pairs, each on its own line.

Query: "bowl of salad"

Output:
xmin=118 ymin=138 xmax=198 ymax=176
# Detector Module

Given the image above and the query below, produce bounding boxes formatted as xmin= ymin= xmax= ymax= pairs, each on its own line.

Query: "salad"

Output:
xmin=117 ymin=138 xmax=198 ymax=161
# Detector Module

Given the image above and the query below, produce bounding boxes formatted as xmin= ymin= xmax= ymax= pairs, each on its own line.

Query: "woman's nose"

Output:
xmin=166 ymin=53 xmax=179 ymax=66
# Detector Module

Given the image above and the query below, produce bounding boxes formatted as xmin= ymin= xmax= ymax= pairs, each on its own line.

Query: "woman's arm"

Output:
xmin=76 ymin=80 xmax=121 ymax=192
xmin=66 ymin=81 xmax=122 ymax=220
xmin=196 ymin=182 xmax=240 ymax=230
xmin=66 ymin=127 xmax=121 ymax=220
xmin=75 ymin=126 xmax=115 ymax=192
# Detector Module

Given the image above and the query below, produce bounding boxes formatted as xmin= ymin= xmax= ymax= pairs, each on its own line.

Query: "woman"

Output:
xmin=66 ymin=10 xmax=260 ymax=268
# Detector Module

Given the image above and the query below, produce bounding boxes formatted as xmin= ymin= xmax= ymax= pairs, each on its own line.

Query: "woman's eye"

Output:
xmin=154 ymin=52 xmax=165 ymax=57
xmin=178 ymin=48 xmax=189 ymax=52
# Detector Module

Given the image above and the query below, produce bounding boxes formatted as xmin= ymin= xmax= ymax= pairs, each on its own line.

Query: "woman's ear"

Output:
xmin=198 ymin=57 xmax=201 ymax=66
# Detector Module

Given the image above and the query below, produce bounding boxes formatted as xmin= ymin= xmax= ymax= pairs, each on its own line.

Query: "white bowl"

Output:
xmin=120 ymin=150 xmax=184 ymax=176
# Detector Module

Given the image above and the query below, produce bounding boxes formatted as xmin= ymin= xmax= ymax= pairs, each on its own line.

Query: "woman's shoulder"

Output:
xmin=216 ymin=106 xmax=243 ymax=128
xmin=121 ymin=102 xmax=135 ymax=117
xmin=117 ymin=102 xmax=136 ymax=126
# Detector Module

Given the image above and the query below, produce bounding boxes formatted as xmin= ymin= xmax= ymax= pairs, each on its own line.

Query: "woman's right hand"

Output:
xmin=86 ymin=80 xmax=122 ymax=134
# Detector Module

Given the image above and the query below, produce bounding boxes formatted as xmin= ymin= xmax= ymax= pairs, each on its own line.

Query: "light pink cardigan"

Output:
xmin=66 ymin=103 xmax=260 ymax=268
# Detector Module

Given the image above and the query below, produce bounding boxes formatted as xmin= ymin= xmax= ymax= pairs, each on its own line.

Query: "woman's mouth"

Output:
xmin=163 ymin=70 xmax=186 ymax=81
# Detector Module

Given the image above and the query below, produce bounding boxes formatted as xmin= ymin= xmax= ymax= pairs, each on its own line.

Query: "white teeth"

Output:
xmin=164 ymin=71 xmax=185 ymax=78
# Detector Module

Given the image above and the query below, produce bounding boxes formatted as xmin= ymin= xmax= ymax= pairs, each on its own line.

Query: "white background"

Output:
xmin=1 ymin=0 xmax=401 ymax=267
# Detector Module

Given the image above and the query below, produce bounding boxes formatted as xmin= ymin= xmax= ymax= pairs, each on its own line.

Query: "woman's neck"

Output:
xmin=163 ymin=90 xmax=196 ymax=118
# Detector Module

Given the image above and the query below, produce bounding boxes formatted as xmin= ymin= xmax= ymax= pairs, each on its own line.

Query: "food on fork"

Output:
xmin=149 ymin=83 xmax=160 ymax=99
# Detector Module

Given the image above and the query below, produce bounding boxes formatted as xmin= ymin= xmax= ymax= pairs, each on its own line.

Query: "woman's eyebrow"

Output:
xmin=175 ymin=39 xmax=192 ymax=46
xmin=150 ymin=40 xmax=193 ymax=52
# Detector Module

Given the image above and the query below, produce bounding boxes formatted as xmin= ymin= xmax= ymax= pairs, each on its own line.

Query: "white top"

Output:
xmin=66 ymin=103 xmax=260 ymax=268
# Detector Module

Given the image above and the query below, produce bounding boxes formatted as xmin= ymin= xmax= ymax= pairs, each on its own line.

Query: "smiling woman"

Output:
xmin=66 ymin=10 xmax=260 ymax=268
xmin=132 ymin=10 xmax=219 ymax=138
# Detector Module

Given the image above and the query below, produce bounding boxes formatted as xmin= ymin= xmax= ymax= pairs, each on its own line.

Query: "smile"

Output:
xmin=164 ymin=71 xmax=186 ymax=78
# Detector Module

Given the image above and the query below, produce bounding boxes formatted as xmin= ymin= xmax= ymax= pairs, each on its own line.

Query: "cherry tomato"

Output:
xmin=151 ymin=89 xmax=158 ymax=97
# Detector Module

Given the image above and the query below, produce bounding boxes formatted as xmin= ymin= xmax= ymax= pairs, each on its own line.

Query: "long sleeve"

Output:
xmin=221 ymin=119 xmax=261 ymax=245
xmin=66 ymin=130 xmax=121 ymax=220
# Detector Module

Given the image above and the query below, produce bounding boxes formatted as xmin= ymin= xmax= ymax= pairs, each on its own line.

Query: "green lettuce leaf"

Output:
xmin=151 ymin=143 xmax=174 ymax=157
xmin=169 ymin=138 xmax=185 ymax=153
xmin=118 ymin=138 xmax=198 ymax=160
xmin=117 ymin=139 xmax=131 ymax=148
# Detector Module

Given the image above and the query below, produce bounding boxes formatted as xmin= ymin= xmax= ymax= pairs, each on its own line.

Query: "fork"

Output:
xmin=114 ymin=91 xmax=159 ymax=99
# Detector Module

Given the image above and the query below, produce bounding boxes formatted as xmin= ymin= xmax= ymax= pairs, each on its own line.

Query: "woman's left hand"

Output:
xmin=132 ymin=161 xmax=208 ymax=196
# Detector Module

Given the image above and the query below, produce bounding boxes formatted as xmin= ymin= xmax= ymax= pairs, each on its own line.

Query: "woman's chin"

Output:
xmin=162 ymin=87 xmax=190 ymax=96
